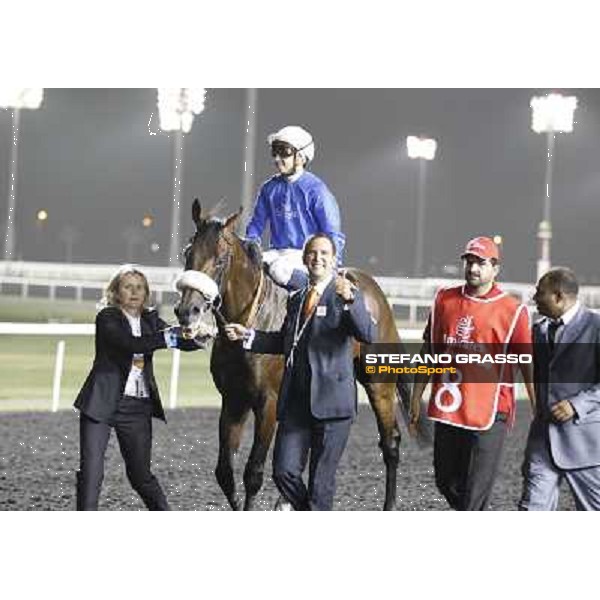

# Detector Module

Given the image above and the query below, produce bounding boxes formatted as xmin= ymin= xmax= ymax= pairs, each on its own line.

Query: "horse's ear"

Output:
xmin=192 ymin=198 xmax=202 ymax=227
xmin=224 ymin=207 xmax=243 ymax=232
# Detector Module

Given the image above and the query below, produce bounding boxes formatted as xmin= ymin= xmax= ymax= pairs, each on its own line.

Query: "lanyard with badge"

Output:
xmin=287 ymin=287 xmax=318 ymax=370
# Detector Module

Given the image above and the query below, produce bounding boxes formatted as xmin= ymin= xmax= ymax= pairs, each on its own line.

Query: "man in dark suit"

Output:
xmin=225 ymin=233 xmax=376 ymax=510
xmin=519 ymin=267 xmax=600 ymax=510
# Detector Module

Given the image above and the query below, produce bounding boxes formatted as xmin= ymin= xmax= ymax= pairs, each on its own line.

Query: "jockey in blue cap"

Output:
xmin=246 ymin=125 xmax=346 ymax=289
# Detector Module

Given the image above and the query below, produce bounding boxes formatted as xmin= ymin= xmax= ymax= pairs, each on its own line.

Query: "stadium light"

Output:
xmin=157 ymin=88 xmax=206 ymax=134
xmin=407 ymin=136 xmax=437 ymax=161
xmin=0 ymin=88 xmax=44 ymax=260
xmin=406 ymin=135 xmax=437 ymax=277
xmin=531 ymin=94 xmax=577 ymax=134
xmin=157 ymin=88 xmax=206 ymax=266
xmin=530 ymin=93 xmax=577 ymax=279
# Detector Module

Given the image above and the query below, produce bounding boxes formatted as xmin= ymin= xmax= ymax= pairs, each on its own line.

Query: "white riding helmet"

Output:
xmin=267 ymin=125 xmax=315 ymax=164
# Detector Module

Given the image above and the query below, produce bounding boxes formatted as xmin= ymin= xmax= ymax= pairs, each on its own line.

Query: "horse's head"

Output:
xmin=174 ymin=198 xmax=242 ymax=340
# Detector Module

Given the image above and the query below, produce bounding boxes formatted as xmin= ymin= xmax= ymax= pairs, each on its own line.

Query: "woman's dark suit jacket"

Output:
xmin=74 ymin=306 xmax=194 ymax=424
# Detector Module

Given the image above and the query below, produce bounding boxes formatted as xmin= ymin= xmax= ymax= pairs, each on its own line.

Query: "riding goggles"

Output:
xmin=271 ymin=142 xmax=296 ymax=158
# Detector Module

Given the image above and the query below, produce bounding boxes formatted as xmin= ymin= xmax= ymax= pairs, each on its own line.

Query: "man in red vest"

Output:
xmin=408 ymin=236 xmax=535 ymax=510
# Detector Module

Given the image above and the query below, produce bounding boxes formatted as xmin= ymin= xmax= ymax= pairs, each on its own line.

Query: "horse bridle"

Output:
xmin=213 ymin=232 xmax=235 ymax=289
xmin=181 ymin=231 xmax=230 ymax=332
xmin=205 ymin=231 xmax=234 ymax=331
xmin=185 ymin=229 xmax=262 ymax=332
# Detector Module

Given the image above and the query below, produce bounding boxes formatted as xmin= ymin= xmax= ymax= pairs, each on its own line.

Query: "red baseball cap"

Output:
xmin=460 ymin=236 xmax=499 ymax=261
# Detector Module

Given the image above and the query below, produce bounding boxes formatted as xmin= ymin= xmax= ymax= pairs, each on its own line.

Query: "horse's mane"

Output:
xmin=239 ymin=237 xmax=263 ymax=270
xmin=204 ymin=212 xmax=264 ymax=271
xmin=188 ymin=215 xmax=263 ymax=272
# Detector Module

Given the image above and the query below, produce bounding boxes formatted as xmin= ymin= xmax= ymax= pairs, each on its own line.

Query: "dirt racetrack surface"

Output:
xmin=0 ymin=404 xmax=576 ymax=510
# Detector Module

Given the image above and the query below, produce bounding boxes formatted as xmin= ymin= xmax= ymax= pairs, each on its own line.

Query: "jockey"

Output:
xmin=245 ymin=125 xmax=346 ymax=289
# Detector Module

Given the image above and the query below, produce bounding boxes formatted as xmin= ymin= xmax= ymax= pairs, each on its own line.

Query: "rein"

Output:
xmin=242 ymin=268 xmax=265 ymax=328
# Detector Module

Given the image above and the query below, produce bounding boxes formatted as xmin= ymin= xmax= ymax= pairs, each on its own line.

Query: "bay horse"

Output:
xmin=175 ymin=199 xmax=411 ymax=510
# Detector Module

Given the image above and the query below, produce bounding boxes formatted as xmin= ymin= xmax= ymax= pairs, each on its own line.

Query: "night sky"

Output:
xmin=1 ymin=88 xmax=599 ymax=283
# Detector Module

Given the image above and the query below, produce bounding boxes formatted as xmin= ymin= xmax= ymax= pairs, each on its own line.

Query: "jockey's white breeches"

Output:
xmin=262 ymin=249 xmax=307 ymax=286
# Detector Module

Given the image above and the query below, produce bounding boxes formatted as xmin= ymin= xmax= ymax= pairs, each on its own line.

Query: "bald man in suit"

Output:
xmin=520 ymin=267 xmax=600 ymax=510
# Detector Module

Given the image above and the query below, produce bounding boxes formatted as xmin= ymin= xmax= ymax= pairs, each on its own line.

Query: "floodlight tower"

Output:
xmin=157 ymin=88 xmax=206 ymax=266
xmin=0 ymin=88 xmax=44 ymax=260
xmin=530 ymin=93 xmax=577 ymax=280
xmin=406 ymin=135 xmax=437 ymax=277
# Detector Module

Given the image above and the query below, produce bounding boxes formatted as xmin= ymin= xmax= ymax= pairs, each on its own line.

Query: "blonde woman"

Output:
xmin=74 ymin=265 xmax=200 ymax=510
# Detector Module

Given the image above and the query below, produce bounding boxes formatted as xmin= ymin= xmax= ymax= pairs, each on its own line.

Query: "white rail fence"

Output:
xmin=0 ymin=322 xmax=425 ymax=412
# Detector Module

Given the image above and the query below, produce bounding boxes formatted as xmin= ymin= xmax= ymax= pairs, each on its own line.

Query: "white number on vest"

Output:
xmin=434 ymin=368 xmax=463 ymax=413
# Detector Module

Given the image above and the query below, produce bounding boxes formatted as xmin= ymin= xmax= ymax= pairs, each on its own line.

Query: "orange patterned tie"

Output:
xmin=302 ymin=287 xmax=320 ymax=323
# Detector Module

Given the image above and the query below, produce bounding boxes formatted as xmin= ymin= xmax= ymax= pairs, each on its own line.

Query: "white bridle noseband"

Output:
xmin=174 ymin=270 xmax=220 ymax=303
